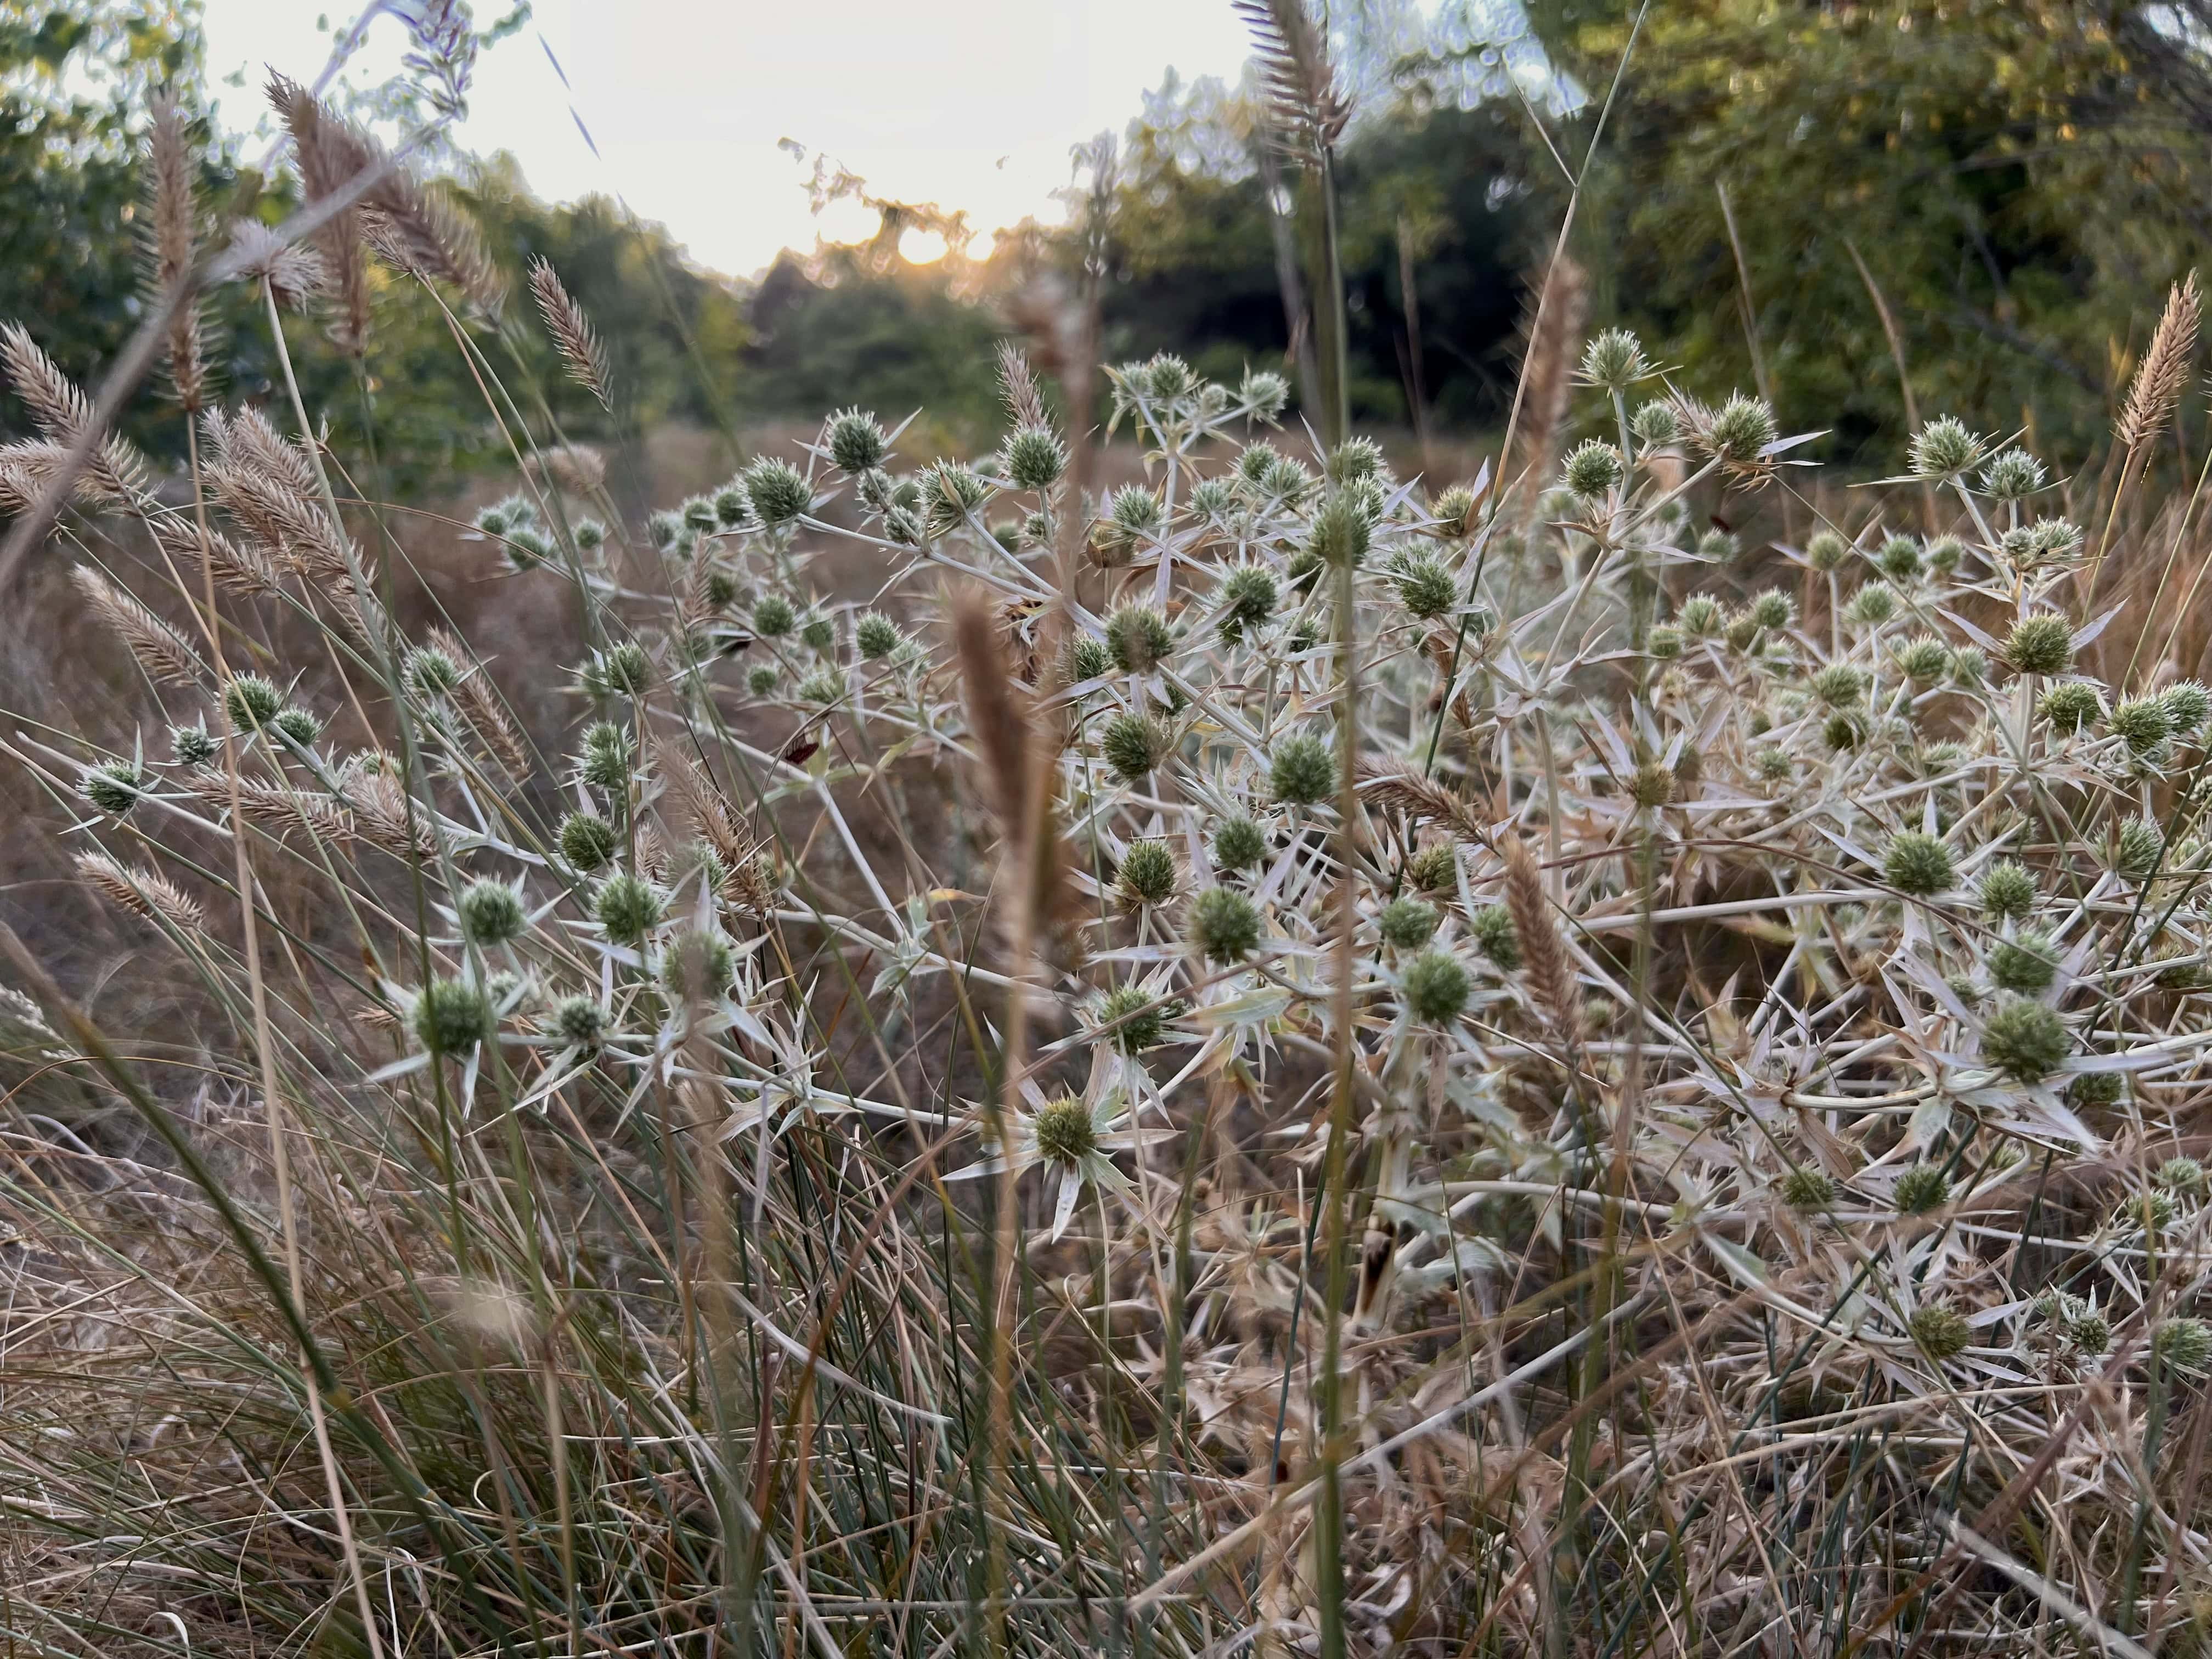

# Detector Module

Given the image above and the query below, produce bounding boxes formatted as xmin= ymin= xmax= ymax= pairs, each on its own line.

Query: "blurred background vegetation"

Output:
xmin=12 ymin=0 xmax=2212 ymax=493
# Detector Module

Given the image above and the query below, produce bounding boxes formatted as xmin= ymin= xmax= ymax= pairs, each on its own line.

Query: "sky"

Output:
xmin=199 ymin=0 xmax=1256 ymax=279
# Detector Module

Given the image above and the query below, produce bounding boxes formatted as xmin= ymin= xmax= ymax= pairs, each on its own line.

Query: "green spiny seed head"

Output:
xmin=594 ymin=873 xmax=663 ymax=944
xmin=1680 ymin=595 xmax=1723 ymax=635
xmin=855 ymin=612 xmax=901 ymax=661
xmin=1629 ymin=760 xmax=1678 ymax=808
xmin=558 ymin=811 xmax=617 ymax=871
xmin=225 ymin=673 xmax=283 ymax=730
xmin=595 ymin=641 xmax=652 ymax=697
xmin=1630 ymin=398 xmax=1680 ymax=448
xmin=1116 ymin=839 xmax=1180 ymax=910
xmin=1562 ymin=439 xmax=1625 ymax=500
xmin=1189 ymin=478 xmax=1234 ymax=520
xmin=1431 ymin=483 xmax=1479 ymax=538
xmin=405 ymin=646 xmax=461 ymax=699
xmin=503 ymin=525 xmax=553 ymax=570
xmin=744 ymin=456 xmax=810 ymax=526
xmin=2040 ymin=682 xmax=2103 ymax=734
xmin=797 ymin=670 xmax=842 ymax=706
xmin=1754 ymin=746 xmax=1793 ymax=781
xmin=82 ymin=759 xmax=145 ymax=816
xmin=2116 ymin=817 xmax=2167 ymax=881
xmin=1270 ymin=733 xmax=1334 ymax=806
xmin=2115 ymin=1189 xmax=2177 ymax=1237
xmin=1945 ymin=971 xmax=1985 ymax=1006
xmin=1189 ymin=885 xmax=1263 ymax=962
xmin=573 ymin=517 xmax=606 ymax=552
xmin=415 ymin=976 xmax=495 ymax=1056
xmin=1407 ymin=844 xmax=1458 ymax=895
xmin=1068 ymin=636 xmax=1110 ymax=684
xmin=473 ymin=501 xmax=514 ymax=537
xmin=1263 ymin=455 xmax=1314 ymax=503
xmin=270 ymin=707 xmax=320 ymax=747
xmin=1308 ymin=492 xmax=1372 ymax=568
xmin=2165 ymin=680 xmax=2212 ymax=736
xmin=1003 ymin=425 xmax=1066 ymax=490
xmin=1375 ymin=896 xmax=1439 ymax=950
xmin=1748 ymin=590 xmax=1794 ymax=631
xmin=1910 ymin=415 xmax=1984 ymax=478
xmin=1579 ymin=327 xmax=1651 ymax=392
xmin=746 ymin=664 xmax=780 ymax=697
xmin=1924 ymin=534 xmax=1964 ymax=574
xmin=752 ymin=593 xmax=797 ymax=639
xmin=459 ymin=878 xmax=527 ymax=945
xmin=2004 ymin=614 xmax=2074 ymax=676
xmin=1102 ymin=713 xmax=1169 ymax=783
xmin=645 ymin=509 xmax=682 ymax=551
xmin=1805 ymin=530 xmax=1851 ymax=572
xmin=661 ymin=929 xmax=735 ymax=1000
xmin=681 ymin=495 xmax=719 ymax=533
xmin=1893 ymin=1164 xmax=1952 ymax=1214
xmin=1909 ymin=1304 xmax=1973 ymax=1362
xmin=554 ymin=995 xmax=607 ymax=1049
xmin=1846 ymin=580 xmax=1898 ymax=627
xmin=1884 ymin=831 xmax=1954 ymax=895
xmin=1395 ymin=556 xmax=1456 ymax=621
xmin=1401 ymin=949 xmax=1471 ymax=1024
xmin=1097 ymin=983 xmax=1177 ymax=1054
xmin=170 ymin=721 xmax=216 ymax=766
xmin=1468 ymin=903 xmax=1520 ymax=968
xmin=1950 ymin=646 xmax=1988 ymax=686
xmin=1896 ymin=635 xmax=1950 ymax=682
xmin=827 ymin=408 xmax=887 ymax=473
xmin=1031 ymin=1096 xmax=1097 ymax=1165
xmin=2069 ymin=1311 xmax=2112 ymax=1355
xmin=1107 ymin=605 xmax=1175 ymax=674
xmin=711 ymin=483 xmax=749 ymax=529
xmin=1878 ymin=535 xmax=1922 ymax=581
xmin=799 ymin=615 xmax=835 ymax=654
xmin=2155 ymin=1317 xmax=2212 ymax=1378
xmin=1647 ymin=625 xmax=1684 ymax=661
xmin=1813 ymin=664 xmax=1866 ymax=708
xmin=2070 ymin=1069 xmax=2125 ymax=1109
xmin=1696 ymin=528 xmax=1740 ymax=563
xmin=1324 ymin=436 xmax=1387 ymax=486
xmin=1980 ymin=447 xmax=2046 ymax=501
xmin=1703 ymin=393 xmax=1778 ymax=462
xmin=1781 ymin=1167 xmax=1835 ymax=1209
xmin=1214 ymin=815 xmax=1267 ymax=871
xmin=1218 ymin=566 xmax=1280 ymax=639
xmin=1988 ymin=930 xmax=2058 ymax=995
xmin=1982 ymin=996 xmax=2071 ymax=1080
xmin=1236 ymin=441 xmax=1282 ymax=487
xmin=2113 ymin=696 xmax=2174 ymax=752
xmin=2162 ymin=1155 xmax=2207 ymax=1193
xmin=1822 ymin=711 xmax=1864 ymax=751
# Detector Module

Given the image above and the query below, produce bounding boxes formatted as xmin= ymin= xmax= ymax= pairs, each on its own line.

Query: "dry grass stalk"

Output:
xmin=1502 ymin=832 xmax=1577 ymax=1040
xmin=0 ymin=324 xmax=147 ymax=501
xmin=1235 ymin=0 xmax=1351 ymax=160
xmin=2119 ymin=270 xmax=2200 ymax=453
xmin=75 ymin=850 xmax=204 ymax=932
xmin=996 ymin=342 xmax=1048 ymax=431
xmin=1356 ymin=757 xmax=1489 ymax=847
xmin=653 ymin=737 xmax=754 ymax=874
xmin=1512 ymin=255 xmax=1587 ymax=512
xmin=529 ymin=258 xmax=613 ymax=410
xmin=72 ymin=564 xmax=203 ymax=686
xmin=143 ymin=93 xmax=207 ymax=413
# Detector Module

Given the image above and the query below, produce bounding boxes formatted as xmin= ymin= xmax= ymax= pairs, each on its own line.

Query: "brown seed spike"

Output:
xmin=1234 ymin=0 xmax=1352 ymax=164
xmin=143 ymin=93 xmax=207 ymax=413
xmin=528 ymin=258 xmax=613 ymax=411
xmin=2119 ymin=270 xmax=2199 ymax=453
xmin=1501 ymin=832 xmax=1578 ymax=1042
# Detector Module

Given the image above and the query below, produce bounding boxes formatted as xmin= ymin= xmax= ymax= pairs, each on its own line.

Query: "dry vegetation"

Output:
xmin=14 ymin=22 xmax=2212 ymax=1659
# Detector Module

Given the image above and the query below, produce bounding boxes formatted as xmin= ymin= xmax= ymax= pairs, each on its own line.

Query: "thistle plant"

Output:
xmin=7 ymin=78 xmax=2212 ymax=1659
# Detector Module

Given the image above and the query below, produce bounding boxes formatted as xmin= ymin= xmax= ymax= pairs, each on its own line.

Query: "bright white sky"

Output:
xmin=199 ymin=0 xmax=1254 ymax=278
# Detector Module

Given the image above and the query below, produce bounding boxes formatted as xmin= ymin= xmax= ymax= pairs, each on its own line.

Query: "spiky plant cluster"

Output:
xmin=11 ymin=107 xmax=2212 ymax=1656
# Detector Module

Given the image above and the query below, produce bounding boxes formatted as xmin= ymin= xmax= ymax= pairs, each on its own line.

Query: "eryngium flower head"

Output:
xmin=1909 ymin=1304 xmax=1973 ymax=1362
xmin=405 ymin=645 xmax=461 ymax=698
xmin=170 ymin=722 xmax=216 ymax=766
xmin=1924 ymin=534 xmax=1964 ymax=574
xmin=1562 ymin=439 xmax=1624 ymax=501
xmin=1002 ymin=425 xmax=1065 ymax=490
xmin=1980 ymin=447 xmax=2045 ymax=500
xmin=1805 ymin=530 xmax=1850 ymax=571
xmin=1578 ymin=327 xmax=1652 ymax=391
xmin=1812 ymin=664 xmax=1865 ymax=708
xmin=1217 ymin=566 xmax=1280 ymax=640
xmin=855 ymin=612 xmax=901 ymax=661
xmin=2040 ymin=682 xmax=2103 ymax=734
xmin=1188 ymin=885 xmax=1262 ymax=962
xmin=1214 ymin=815 xmax=1266 ymax=871
xmin=2165 ymin=679 xmax=2212 ymax=736
xmin=1988 ymin=930 xmax=2057 ymax=995
xmin=82 ymin=759 xmax=146 ymax=816
xmin=1884 ymin=831 xmax=1954 ymax=896
xmin=1270 ymin=732 xmax=1334 ymax=805
xmin=2154 ymin=1316 xmax=2212 ymax=1379
xmin=1066 ymin=636 xmax=1110 ymax=683
xmin=1895 ymin=635 xmax=1949 ymax=682
xmin=459 ymin=878 xmax=527 ymax=945
xmin=1101 ymin=713 xmax=1169 ymax=783
xmin=1096 ymin=983 xmax=1178 ymax=1054
xmin=2160 ymin=1155 xmax=2207 ymax=1192
xmin=752 ymin=594 xmax=796 ymax=639
xmin=1846 ymin=580 xmax=1897 ymax=627
xmin=1780 ymin=1167 xmax=1834 ymax=1209
xmin=1982 ymin=996 xmax=2071 ymax=1081
xmin=2005 ymin=614 xmax=2074 ymax=675
xmin=1375 ymin=896 xmax=1438 ymax=950
xmin=1324 ymin=436 xmax=1387 ymax=486
xmin=594 ymin=873 xmax=663 ymax=944
xmin=1107 ymin=605 xmax=1175 ymax=673
xmin=1468 ymin=903 xmax=1520 ymax=968
xmin=1031 ymin=1094 xmax=1097 ymax=1165
xmin=1240 ymin=368 xmax=1289 ymax=417
xmin=270 ymin=707 xmax=321 ymax=747
xmin=1116 ymin=838 xmax=1178 ymax=910
xmin=1699 ymin=393 xmax=1778 ymax=464
xmin=1629 ymin=760 xmax=1677 ymax=808
xmin=1406 ymin=844 xmax=1458 ymax=894
xmin=1893 ymin=1164 xmax=1951 ymax=1214
xmin=1984 ymin=861 xmax=2046 ymax=922
xmin=1679 ymin=595 xmax=1723 ymax=635
xmin=1630 ymin=398 xmax=1680 ymax=448
xmin=552 ymin=994 xmax=606 ymax=1049
xmin=1393 ymin=555 xmax=1455 ymax=620
xmin=1877 ymin=535 xmax=1921 ymax=582
xmin=1307 ymin=492 xmax=1371 ymax=568
xmin=2115 ymin=817 xmax=2166 ymax=881
xmin=1748 ymin=590 xmax=1793 ymax=631
xmin=1430 ymin=483 xmax=1479 ymax=537
xmin=1909 ymin=415 xmax=1983 ymax=478
xmin=1401 ymin=949 xmax=1470 ymax=1024
xmin=584 ymin=641 xmax=651 ymax=698
xmin=558 ymin=811 xmax=617 ymax=871
xmin=415 ymin=976 xmax=495 ymax=1056
xmin=743 ymin=456 xmax=810 ymax=525
xmin=1951 ymin=646 xmax=1988 ymax=686
xmin=225 ymin=672 xmax=283 ymax=730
